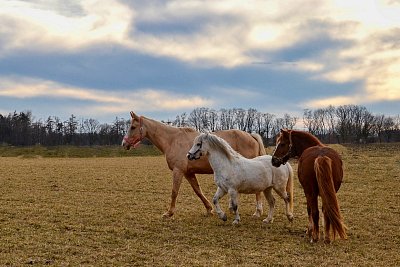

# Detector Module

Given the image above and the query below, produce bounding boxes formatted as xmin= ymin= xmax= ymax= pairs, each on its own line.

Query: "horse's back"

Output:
xmin=298 ymin=146 xmax=343 ymax=192
xmin=232 ymin=155 xmax=274 ymax=193
xmin=215 ymin=130 xmax=261 ymax=158
xmin=251 ymin=155 xmax=292 ymax=186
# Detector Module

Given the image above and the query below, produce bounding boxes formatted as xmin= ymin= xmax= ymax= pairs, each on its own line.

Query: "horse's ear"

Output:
xmin=280 ymin=129 xmax=287 ymax=133
xmin=130 ymin=111 xmax=139 ymax=120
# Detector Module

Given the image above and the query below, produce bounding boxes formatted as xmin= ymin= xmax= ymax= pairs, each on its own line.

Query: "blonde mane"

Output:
xmin=181 ymin=127 xmax=196 ymax=133
xmin=204 ymin=133 xmax=241 ymax=161
xmin=145 ymin=116 xmax=196 ymax=133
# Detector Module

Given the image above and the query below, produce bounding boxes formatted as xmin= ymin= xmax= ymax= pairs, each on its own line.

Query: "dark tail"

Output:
xmin=251 ymin=133 xmax=266 ymax=156
xmin=314 ymin=156 xmax=347 ymax=240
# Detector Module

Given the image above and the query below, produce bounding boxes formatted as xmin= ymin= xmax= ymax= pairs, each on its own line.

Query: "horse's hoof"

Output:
xmin=162 ymin=211 xmax=174 ymax=219
xmin=287 ymin=214 xmax=294 ymax=222
xmin=324 ymin=239 xmax=331 ymax=244
xmin=205 ymin=209 xmax=214 ymax=217
xmin=232 ymin=220 xmax=240 ymax=225
xmin=222 ymin=214 xmax=227 ymax=221
xmin=310 ymin=237 xmax=319 ymax=243
xmin=252 ymin=212 xmax=261 ymax=218
xmin=263 ymin=218 xmax=273 ymax=224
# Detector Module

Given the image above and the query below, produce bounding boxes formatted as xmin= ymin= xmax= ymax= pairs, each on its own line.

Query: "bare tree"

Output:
xmin=360 ymin=110 xmax=375 ymax=142
xmin=393 ymin=115 xmax=400 ymax=130
xmin=271 ymin=117 xmax=285 ymax=140
xmin=173 ymin=112 xmax=188 ymax=127
xmin=325 ymin=105 xmax=337 ymax=143
xmin=188 ymin=108 xmax=203 ymax=131
xmin=220 ymin=108 xmax=235 ymax=130
xmin=303 ymin=109 xmax=314 ymax=133
xmin=372 ymin=114 xmax=384 ymax=142
xmin=283 ymin=113 xmax=298 ymax=129
xmin=335 ymin=105 xmax=351 ymax=143
xmin=245 ymin=108 xmax=257 ymax=132
xmin=382 ymin=116 xmax=395 ymax=142
xmin=235 ymin=108 xmax=247 ymax=131
xmin=208 ymin=109 xmax=218 ymax=131
xmin=82 ymin=118 xmax=100 ymax=145
xmin=262 ymin=113 xmax=275 ymax=145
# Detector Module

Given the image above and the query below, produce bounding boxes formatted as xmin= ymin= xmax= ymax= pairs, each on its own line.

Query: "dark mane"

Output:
xmin=292 ymin=130 xmax=324 ymax=146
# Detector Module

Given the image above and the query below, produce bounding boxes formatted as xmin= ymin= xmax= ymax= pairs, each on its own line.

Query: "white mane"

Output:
xmin=202 ymin=133 xmax=242 ymax=161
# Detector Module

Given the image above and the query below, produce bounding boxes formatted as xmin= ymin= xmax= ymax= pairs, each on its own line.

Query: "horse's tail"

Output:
xmin=286 ymin=163 xmax=294 ymax=213
xmin=314 ymin=156 xmax=347 ymax=240
xmin=251 ymin=133 xmax=266 ymax=156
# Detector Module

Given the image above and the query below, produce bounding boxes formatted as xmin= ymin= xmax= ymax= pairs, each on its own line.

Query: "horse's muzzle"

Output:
xmin=187 ymin=152 xmax=201 ymax=161
xmin=121 ymin=140 xmax=131 ymax=150
xmin=271 ymin=156 xmax=283 ymax=167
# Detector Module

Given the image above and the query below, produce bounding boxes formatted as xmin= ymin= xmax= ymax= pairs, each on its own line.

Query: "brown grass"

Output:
xmin=0 ymin=143 xmax=399 ymax=266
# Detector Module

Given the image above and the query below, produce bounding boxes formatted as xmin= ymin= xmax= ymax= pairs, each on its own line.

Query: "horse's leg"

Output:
xmin=229 ymin=189 xmax=240 ymax=225
xmin=228 ymin=196 xmax=234 ymax=214
xmin=252 ymin=192 xmax=263 ymax=217
xmin=213 ymin=187 xmax=227 ymax=221
xmin=185 ymin=173 xmax=213 ymax=216
xmin=306 ymin=194 xmax=320 ymax=243
xmin=322 ymin=205 xmax=332 ymax=244
xmin=272 ymin=185 xmax=294 ymax=222
xmin=306 ymin=203 xmax=313 ymax=238
xmin=163 ymin=168 xmax=183 ymax=218
xmin=262 ymin=188 xmax=275 ymax=224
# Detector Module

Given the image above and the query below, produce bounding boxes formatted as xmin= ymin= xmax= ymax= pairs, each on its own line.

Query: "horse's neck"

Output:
xmin=142 ymin=117 xmax=176 ymax=154
xmin=293 ymin=131 xmax=323 ymax=156
xmin=207 ymin=149 xmax=234 ymax=174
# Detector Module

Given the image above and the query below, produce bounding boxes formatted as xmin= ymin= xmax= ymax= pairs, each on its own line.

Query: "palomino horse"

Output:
xmin=187 ymin=133 xmax=294 ymax=225
xmin=271 ymin=129 xmax=347 ymax=243
xmin=122 ymin=111 xmax=266 ymax=218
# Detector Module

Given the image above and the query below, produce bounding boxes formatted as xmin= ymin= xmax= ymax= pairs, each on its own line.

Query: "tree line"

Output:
xmin=0 ymin=111 xmax=128 ymax=146
xmin=170 ymin=105 xmax=400 ymax=145
xmin=1 ymin=104 xmax=399 ymax=146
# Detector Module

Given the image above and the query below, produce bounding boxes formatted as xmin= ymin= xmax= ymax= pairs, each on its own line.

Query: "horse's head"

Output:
xmin=122 ymin=111 xmax=144 ymax=150
xmin=271 ymin=129 xmax=293 ymax=167
xmin=187 ymin=133 xmax=208 ymax=161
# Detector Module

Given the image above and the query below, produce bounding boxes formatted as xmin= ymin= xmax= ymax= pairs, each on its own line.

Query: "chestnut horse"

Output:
xmin=271 ymin=129 xmax=347 ymax=243
xmin=122 ymin=111 xmax=266 ymax=218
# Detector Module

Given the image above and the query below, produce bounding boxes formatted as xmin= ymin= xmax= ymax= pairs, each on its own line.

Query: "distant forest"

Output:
xmin=0 ymin=112 xmax=128 ymax=146
xmin=170 ymin=105 xmax=400 ymax=144
xmin=1 ymin=104 xmax=399 ymax=146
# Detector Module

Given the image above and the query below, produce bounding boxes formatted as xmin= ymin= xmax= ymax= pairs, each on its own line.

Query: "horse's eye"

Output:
xmin=130 ymin=126 xmax=135 ymax=130
xmin=197 ymin=143 xmax=201 ymax=147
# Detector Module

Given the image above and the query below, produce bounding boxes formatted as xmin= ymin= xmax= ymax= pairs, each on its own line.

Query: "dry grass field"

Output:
xmin=0 ymin=143 xmax=399 ymax=266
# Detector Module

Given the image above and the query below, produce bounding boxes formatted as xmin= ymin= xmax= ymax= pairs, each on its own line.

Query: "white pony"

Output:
xmin=187 ymin=133 xmax=294 ymax=225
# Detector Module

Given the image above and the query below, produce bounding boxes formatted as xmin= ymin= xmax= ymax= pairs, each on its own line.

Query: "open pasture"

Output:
xmin=0 ymin=143 xmax=399 ymax=266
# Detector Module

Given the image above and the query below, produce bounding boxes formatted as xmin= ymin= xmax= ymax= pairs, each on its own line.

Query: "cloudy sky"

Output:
xmin=0 ymin=0 xmax=399 ymax=123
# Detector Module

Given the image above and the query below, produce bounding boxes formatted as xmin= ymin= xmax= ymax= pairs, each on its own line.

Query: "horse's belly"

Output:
xmin=237 ymin=176 xmax=271 ymax=194
xmin=238 ymin=186 xmax=266 ymax=194
xmin=214 ymin=173 xmax=268 ymax=194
